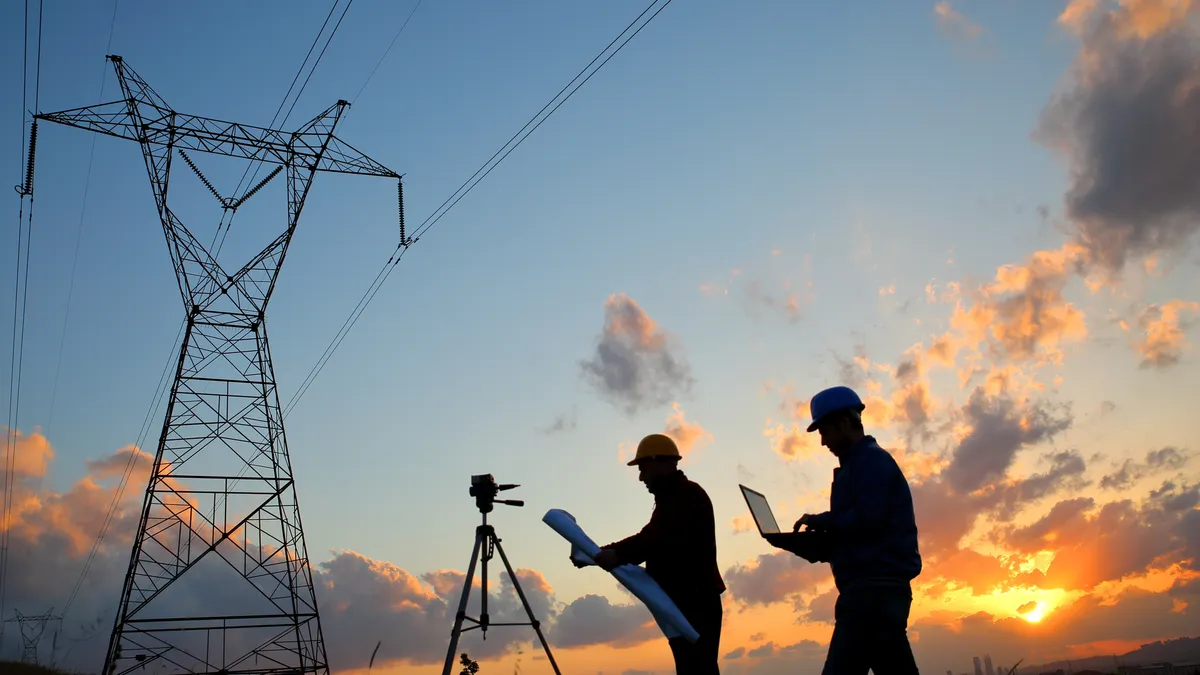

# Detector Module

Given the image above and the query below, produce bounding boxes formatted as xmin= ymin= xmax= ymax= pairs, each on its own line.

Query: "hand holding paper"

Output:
xmin=543 ymin=508 xmax=699 ymax=643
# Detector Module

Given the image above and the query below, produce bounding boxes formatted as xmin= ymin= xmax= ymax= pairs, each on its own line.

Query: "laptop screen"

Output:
xmin=740 ymin=485 xmax=781 ymax=535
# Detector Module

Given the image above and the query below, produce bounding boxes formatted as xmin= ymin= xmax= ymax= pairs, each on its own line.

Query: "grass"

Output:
xmin=0 ymin=661 xmax=76 ymax=675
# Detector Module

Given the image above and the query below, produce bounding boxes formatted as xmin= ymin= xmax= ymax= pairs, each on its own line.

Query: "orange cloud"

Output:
xmin=1001 ymin=480 xmax=1198 ymax=591
xmin=764 ymin=421 xmax=820 ymax=461
xmin=925 ymin=332 xmax=959 ymax=367
xmin=1113 ymin=0 xmax=1200 ymax=39
xmin=1059 ymin=0 xmax=1101 ymax=33
xmin=0 ymin=432 xmax=153 ymax=557
xmin=948 ymin=244 xmax=1089 ymax=365
xmin=927 ymin=548 xmax=1014 ymax=594
xmin=1 ymin=427 xmax=55 ymax=478
xmin=891 ymin=442 xmax=948 ymax=481
xmin=723 ymin=551 xmax=832 ymax=606
xmin=934 ymin=1 xmax=983 ymax=41
xmin=662 ymin=402 xmax=713 ymax=458
xmin=731 ymin=514 xmax=754 ymax=534
xmin=1134 ymin=299 xmax=1199 ymax=368
xmin=1058 ymin=0 xmax=1198 ymax=40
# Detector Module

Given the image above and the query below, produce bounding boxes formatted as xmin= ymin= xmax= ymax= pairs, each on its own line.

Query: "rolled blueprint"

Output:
xmin=543 ymin=508 xmax=700 ymax=643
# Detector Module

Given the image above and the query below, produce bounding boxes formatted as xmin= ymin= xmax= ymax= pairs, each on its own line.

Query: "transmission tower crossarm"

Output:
xmin=36 ymin=105 xmax=398 ymax=179
xmin=36 ymin=51 xmax=399 ymax=181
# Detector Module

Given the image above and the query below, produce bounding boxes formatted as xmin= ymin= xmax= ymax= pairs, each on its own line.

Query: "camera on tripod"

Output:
xmin=469 ymin=474 xmax=524 ymax=513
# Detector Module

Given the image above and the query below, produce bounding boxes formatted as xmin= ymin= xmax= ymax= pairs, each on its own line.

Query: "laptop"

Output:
xmin=739 ymin=485 xmax=782 ymax=536
xmin=739 ymin=484 xmax=831 ymax=563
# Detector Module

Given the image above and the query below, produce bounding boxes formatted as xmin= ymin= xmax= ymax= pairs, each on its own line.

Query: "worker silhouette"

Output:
xmin=775 ymin=386 xmax=922 ymax=675
xmin=580 ymin=434 xmax=725 ymax=674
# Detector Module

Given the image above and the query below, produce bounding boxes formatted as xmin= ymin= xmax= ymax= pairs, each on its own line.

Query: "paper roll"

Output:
xmin=543 ymin=508 xmax=700 ymax=643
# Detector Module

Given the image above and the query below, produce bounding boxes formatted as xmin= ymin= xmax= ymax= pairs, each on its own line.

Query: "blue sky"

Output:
xmin=5 ymin=1 xmax=1200 ymax=671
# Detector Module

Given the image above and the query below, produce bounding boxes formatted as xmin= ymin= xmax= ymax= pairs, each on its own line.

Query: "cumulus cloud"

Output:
xmin=927 ymin=548 xmax=1012 ymax=595
xmin=798 ymin=587 xmax=837 ymax=624
xmin=1100 ymin=446 xmax=1193 ymax=489
xmin=618 ymin=403 xmax=714 ymax=464
xmin=990 ymin=449 xmax=1091 ymax=521
xmin=732 ymin=638 xmax=829 ymax=674
xmin=580 ymin=293 xmax=694 ymax=415
xmin=948 ymin=245 xmax=1090 ymax=365
xmin=934 ymin=1 xmax=983 ymax=41
xmin=763 ymin=422 xmax=821 ymax=461
xmin=550 ymin=594 xmax=658 ymax=649
xmin=731 ymin=514 xmax=754 ymax=534
xmin=1001 ymin=480 xmax=1199 ymax=590
xmin=1058 ymin=0 xmax=1101 ymax=34
xmin=942 ymin=388 xmax=1074 ymax=495
xmin=1133 ymin=300 xmax=1200 ymax=368
xmin=1038 ymin=0 xmax=1200 ymax=270
xmin=722 ymin=551 xmax=831 ymax=606
xmin=662 ymin=402 xmax=713 ymax=459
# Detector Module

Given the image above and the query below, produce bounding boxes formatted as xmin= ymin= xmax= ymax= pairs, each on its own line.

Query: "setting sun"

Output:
xmin=1023 ymin=602 xmax=1047 ymax=623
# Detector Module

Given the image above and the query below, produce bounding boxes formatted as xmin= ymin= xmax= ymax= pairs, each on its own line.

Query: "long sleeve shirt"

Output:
xmin=806 ymin=436 xmax=923 ymax=591
xmin=604 ymin=470 xmax=726 ymax=605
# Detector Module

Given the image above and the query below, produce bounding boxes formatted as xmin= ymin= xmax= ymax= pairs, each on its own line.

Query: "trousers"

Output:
xmin=666 ymin=592 xmax=723 ymax=674
xmin=821 ymin=582 xmax=919 ymax=675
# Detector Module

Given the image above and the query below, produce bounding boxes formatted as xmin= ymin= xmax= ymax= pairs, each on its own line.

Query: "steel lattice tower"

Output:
xmin=36 ymin=56 xmax=403 ymax=675
xmin=4 ymin=610 xmax=60 ymax=664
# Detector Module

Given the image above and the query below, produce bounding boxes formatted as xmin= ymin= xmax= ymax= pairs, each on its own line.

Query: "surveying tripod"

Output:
xmin=441 ymin=475 xmax=562 ymax=675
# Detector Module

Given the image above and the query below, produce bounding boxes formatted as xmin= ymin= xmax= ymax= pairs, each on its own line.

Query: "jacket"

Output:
xmin=605 ymin=470 xmax=726 ymax=604
xmin=806 ymin=436 xmax=922 ymax=591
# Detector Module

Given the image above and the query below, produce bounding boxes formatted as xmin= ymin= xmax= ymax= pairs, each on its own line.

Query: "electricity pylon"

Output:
xmin=4 ymin=609 xmax=60 ymax=664
xmin=36 ymin=56 xmax=404 ymax=675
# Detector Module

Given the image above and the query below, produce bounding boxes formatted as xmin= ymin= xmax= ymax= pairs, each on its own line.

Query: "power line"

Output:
xmin=213 ymin=0 xmax=356 ymax=258
xmin=281 ymin=0 xmax=675 ymax=418
xmin=223 ymin=0 xmax=339 ymax=209
xmin=213 ymin=0 xmax=426 ymax=511
xmin=61 ymin=319 xmax=184 ymax=619
xmin=3 ymin=0 xmax=45 ymax=642
xmin=47 ymin=0 xmax=121 ymax=434
xmin=350 ymin=0 xmax=423 ymax=106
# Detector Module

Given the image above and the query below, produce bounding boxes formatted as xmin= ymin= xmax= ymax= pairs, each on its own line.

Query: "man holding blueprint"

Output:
xmin=585 ymin=434 xmax=725 ymax=674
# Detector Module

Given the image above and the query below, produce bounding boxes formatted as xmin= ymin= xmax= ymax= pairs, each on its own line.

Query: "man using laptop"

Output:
xmin=790 ymin=385 xmax=922 ymax=675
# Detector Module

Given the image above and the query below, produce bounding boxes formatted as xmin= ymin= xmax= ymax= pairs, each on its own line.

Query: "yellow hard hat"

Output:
xmin=626 ymin=434 xmax=681 ymax=466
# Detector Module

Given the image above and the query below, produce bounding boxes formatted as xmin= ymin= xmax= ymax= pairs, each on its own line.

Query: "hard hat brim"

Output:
xmin=807 ymin=404 xmax=865 ymax=433
xmin=627 ymin=454 xmax=680 ymax=466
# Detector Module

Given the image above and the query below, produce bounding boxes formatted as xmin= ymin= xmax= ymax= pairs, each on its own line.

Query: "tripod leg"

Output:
xmin=492 ymin=536 xmax=563 ymax=675
xmin=442 ymin=529 xmax=484 ymax=675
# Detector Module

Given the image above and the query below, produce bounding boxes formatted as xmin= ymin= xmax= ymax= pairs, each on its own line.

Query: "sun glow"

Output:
xmin=1022 ymin=602 xmax=1047 ymax=623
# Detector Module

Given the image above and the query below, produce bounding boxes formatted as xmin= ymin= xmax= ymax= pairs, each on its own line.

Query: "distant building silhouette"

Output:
xmin=976 ymin=657 xmax=985 ymax=675
xmin=987 ymin=655 xmax=996 ymax=675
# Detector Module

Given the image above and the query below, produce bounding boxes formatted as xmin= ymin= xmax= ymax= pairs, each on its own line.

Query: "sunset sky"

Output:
xmin=2 ymin=0 xmax=1199 ymax=674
